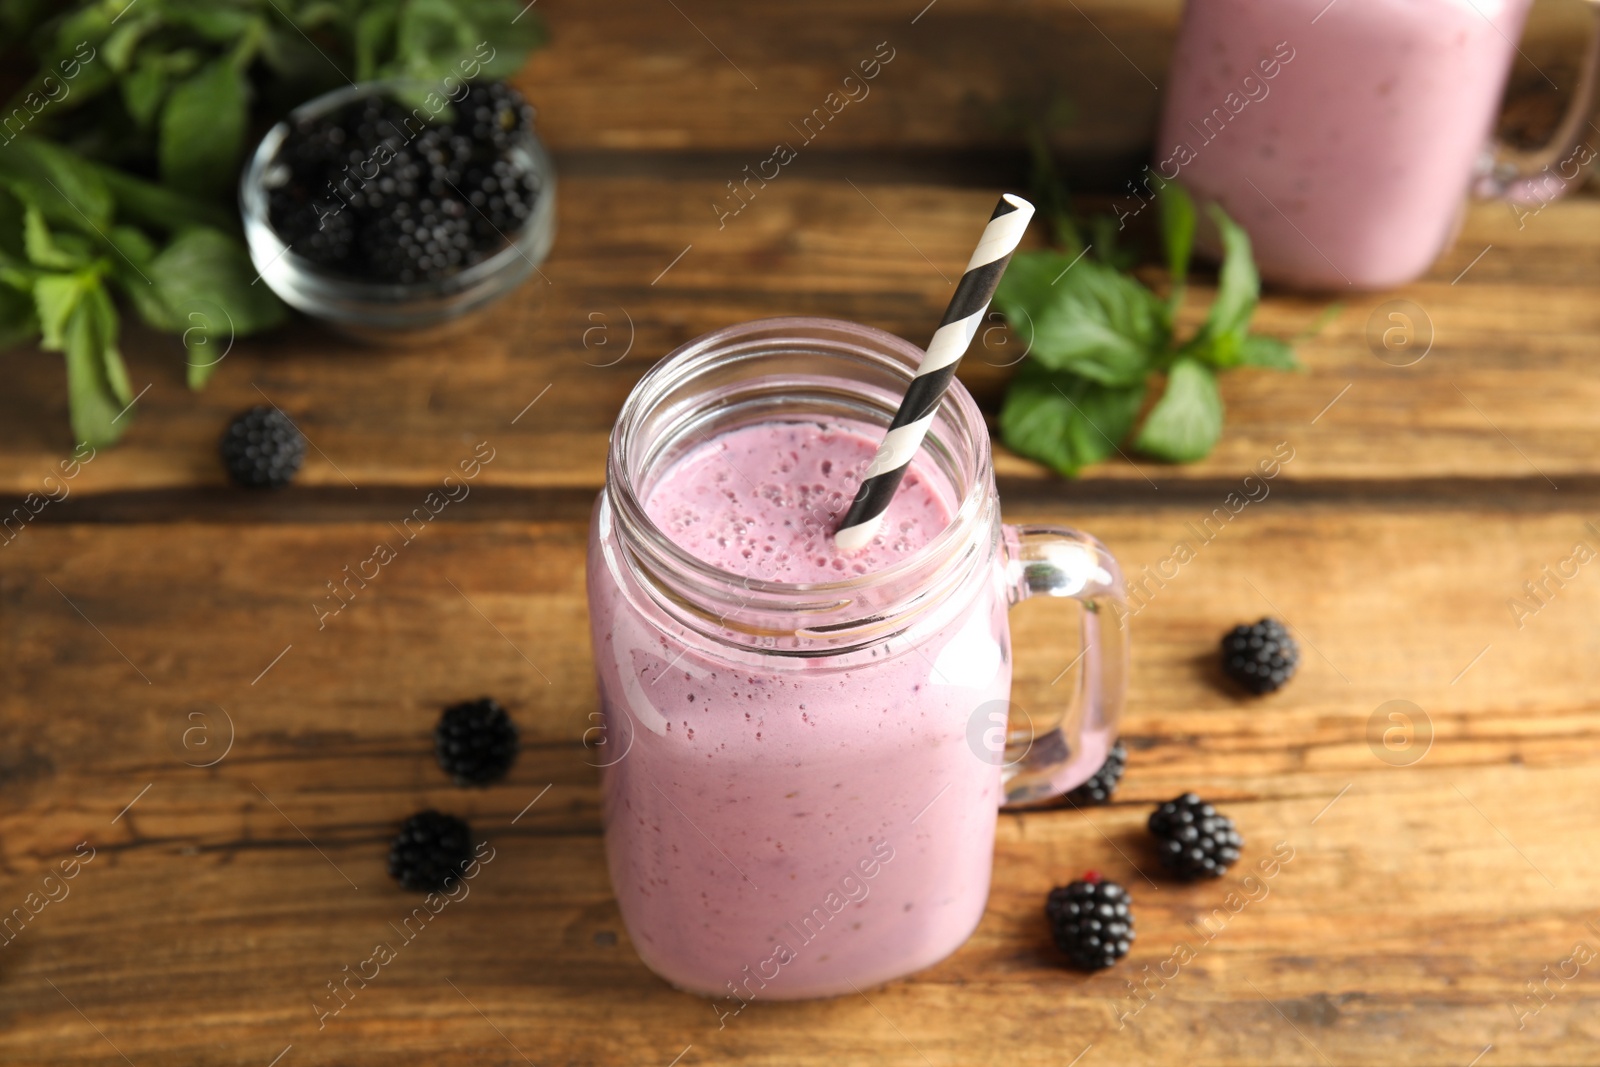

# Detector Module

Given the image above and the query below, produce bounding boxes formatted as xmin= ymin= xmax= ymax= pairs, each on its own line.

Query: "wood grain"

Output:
xmin=2 ymin=502 xmax=1597 ymax=1066
xmin=517 ymin=0 xmax=1174 ymax=159
xmin=2 ymin=182 xmax=1597 ymax=498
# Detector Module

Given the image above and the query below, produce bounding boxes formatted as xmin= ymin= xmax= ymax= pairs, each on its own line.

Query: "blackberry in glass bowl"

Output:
xmin=240 ymin=79 xmax=555 ymax=342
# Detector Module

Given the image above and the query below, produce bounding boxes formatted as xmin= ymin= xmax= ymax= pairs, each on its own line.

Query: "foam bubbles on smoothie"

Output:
xmin=644 ymin=420 xmax=952 ymax=583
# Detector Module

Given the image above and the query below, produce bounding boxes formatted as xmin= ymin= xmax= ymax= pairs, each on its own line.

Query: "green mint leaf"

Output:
xmin=1189 ymin=329 xmax=1240 ymax=368
xmin=161 ymin=48 xmax=205 ymax=80
xmin=1000 ymin=361 xmax=1146 ymax=477
xmin=23 ymin=205 xmax=88 ymax=269
xmin=186 ymin=343 xmax=218 ymax=389
xmin=993 ymin=249 xmax=1078 ymax=322
xmin=121 ymin=57 xmax=171 ymax=128
xmin=1237 ymin=334 xmax=1301 ymax=371
xmin=159 ymin=58 xmax=248 ymax=197
xmin=86 ymin=282 xmax=132 ymax=404
xmin=0 ymin=137 xmax=114 ymax=231
xmin=396 ymin=0 xmax=477 ymax=78
xmin=119 ymin=273 xmax=178 ymax=332
xmin=63 ymin=293 xmax=126 ymax=448
xmin=1196 ymin=202 xmax=1259 ymax=348
xmin=149 ymin=228 xmax=285 ymax=387
xmin=1025 ymin=258 xmax=1166 ymax=386
xmin=1158 ymin=181 xmax=1196 ymax=288
xmin=355 ymin=6 xmax=399 ymax=82
xmin=102 ymin=15 xmax=154 ymax=72
xmin=456 ymin=0 xmax=548 ymax=77
xmin=1134 ymin=357 xmax=1224 ymax=463
xmin=104 ymin=224 xmax=176 ymax=330
xmin=163 ymin=4 xmax=258 ymax=42
xmin=96 ymin=162 xmax=235 ymax=233
xmin=33 ymin=271 xmax=87 ymax=350
xmin=151 ymin=228 xmax=285 ymax=334
xmin=106 ymin=224 xmax=157 ymax=267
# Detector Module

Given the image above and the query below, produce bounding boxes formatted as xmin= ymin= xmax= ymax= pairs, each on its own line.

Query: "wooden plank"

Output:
xmin=518 ymin=0 xmax=1174 ymax=158
xmin=2 ymin=182 xmax=1598 ymax=501
xmin=2 ymin=502 xmax=1597 ymax=1064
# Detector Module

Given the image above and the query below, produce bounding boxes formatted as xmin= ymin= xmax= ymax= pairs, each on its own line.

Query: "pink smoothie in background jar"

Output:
xmin=1155 ymin=0 xmax=1533 ymax=288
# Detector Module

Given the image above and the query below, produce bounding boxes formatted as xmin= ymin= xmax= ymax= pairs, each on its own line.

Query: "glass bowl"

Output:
xmin=240 ymin=79 xmax=556 ymax=344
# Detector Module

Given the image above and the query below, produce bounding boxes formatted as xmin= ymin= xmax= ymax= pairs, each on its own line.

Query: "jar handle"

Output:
xmin=998 ymin=523 xmax=1129 ymax=809
xmin=1476 ymin=4 xmax=1600 ymax=207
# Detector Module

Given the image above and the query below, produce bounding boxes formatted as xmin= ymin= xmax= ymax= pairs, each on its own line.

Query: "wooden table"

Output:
xmin=3 ymin=3 xmax=1599 ymax=1064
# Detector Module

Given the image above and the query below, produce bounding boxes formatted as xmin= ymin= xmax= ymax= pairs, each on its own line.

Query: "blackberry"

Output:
xmin=463 ymin=81 xmax=535 ymax=153
xmin=1220 ymin=617 xmax=1300 ymax=694
xmin=388 ymin=810 xmax=476 ymax=892
xmin=1148 ymin=793 xmax=1243 ymax=879
xmin=1064 ymin=739 xmax=1127 ymax=806
xmin=274 ymin=197 xmax=355 ymax=269
xmin=220 ymin=406 xmax=306 ymax=488
xmin=361 ymin=198 xmax=475 ymax=284
xmin=1046 ymin=872 xmax=1135 ymax=971
xmin=434 ymin=697 xmax=519 ymax=786
xmin=265 ymin=81 xmax=542 ymax=285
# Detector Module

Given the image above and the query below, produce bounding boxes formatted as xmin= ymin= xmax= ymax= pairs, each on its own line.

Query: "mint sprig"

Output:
xmin=996 ymin=182 xmax=1306 ymax=476
xmin=0 ymin=0 xmax=549 ymax=448
xmin=0 ymin=138 xmax=283 ymax=446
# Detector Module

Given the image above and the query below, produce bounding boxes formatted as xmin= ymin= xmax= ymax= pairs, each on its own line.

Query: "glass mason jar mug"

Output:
xmin=586 ymin=317 xmax=1129 ymax=1000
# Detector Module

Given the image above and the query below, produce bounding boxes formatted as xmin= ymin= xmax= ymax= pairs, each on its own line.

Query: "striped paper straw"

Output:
xmin=835 ymin=193 xmax=1035 ymax=554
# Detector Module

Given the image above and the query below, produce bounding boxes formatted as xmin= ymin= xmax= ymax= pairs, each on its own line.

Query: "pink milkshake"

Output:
xmin=589 ymin=419 xmax=1011 ymax=1000
xmin=1155 ymin=0 xmax=1532 ymax=288
xmin=587 ymin=316 xmax=1129 ymax=1001
xmin=644 ymin=422 xmax=951 ymax=582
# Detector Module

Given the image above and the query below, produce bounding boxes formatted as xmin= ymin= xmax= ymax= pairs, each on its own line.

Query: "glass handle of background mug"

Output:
xmin=1476 ymin=3 xmax=1600 ymax=205
xmin=999 ymin=523 xmax=1129 ymax=810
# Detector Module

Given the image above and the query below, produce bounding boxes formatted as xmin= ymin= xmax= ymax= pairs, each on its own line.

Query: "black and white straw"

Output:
xmin=835 ymin=193 xmax=1035 ymax=553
